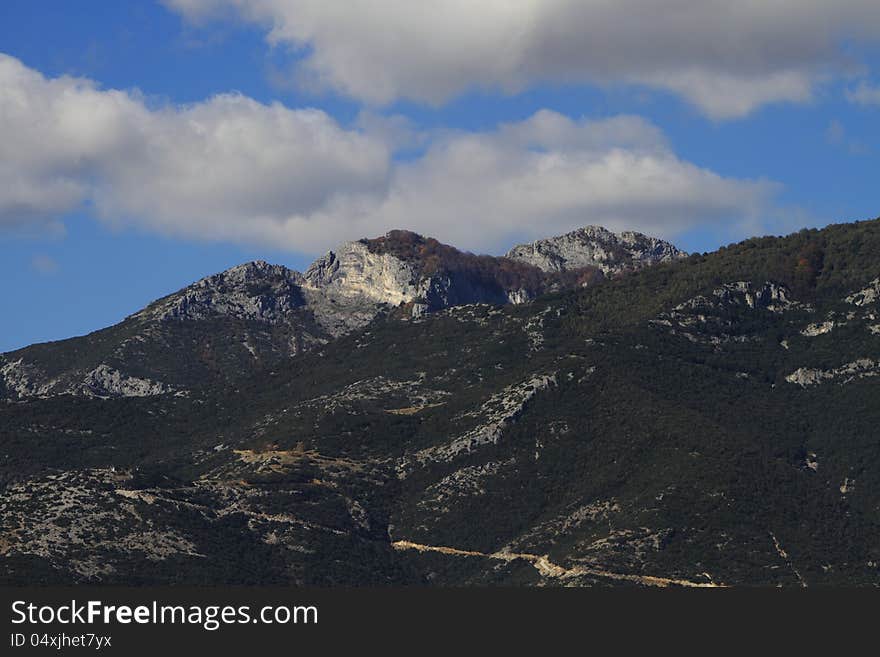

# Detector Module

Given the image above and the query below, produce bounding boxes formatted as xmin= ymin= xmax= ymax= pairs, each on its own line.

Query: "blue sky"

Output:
xmin=1 ymin=0 xmax=879 ymax=352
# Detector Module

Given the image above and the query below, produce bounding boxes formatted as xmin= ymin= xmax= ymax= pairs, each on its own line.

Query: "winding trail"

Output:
xmin=392 ymin=539 xmax=723 ymax=588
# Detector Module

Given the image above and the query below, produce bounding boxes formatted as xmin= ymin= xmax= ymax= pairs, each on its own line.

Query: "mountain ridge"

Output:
xmin=0 ymin=225 xmax=681 ymax=401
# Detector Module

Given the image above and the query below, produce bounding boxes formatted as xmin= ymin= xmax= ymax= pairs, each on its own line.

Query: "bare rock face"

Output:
xmin=670 ymin=281 xmax=800 ymax=316
xmin=786 ymin=359 xmax=880 ymax=387
xmin=710 ymin=281 xmax=798 ymax=313
xmin=801 ymin=321 xmax=836 ymax=337
xmin=506 ymin=226 xmax=686 ymax=275
xmin=304 ymin=232 xmax=548 ymax=317
xmin=138 ymin=261 xmax=307 ymax=324
xmin=0 ymin=358 xmax=176 ymax=400
xmin=304 ymin=241 xmax=422 ymax=306
xmin=0 ymin=358 xmax=60 ymax=398
xmin=846 ymin=278 xmax=880 ymax=307
xmin=81 ymin=364 xmax=176 ymax=399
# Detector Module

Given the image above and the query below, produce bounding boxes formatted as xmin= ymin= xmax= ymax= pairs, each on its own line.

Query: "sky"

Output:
xmin=1 ymin=1 xmax=879 ymax=352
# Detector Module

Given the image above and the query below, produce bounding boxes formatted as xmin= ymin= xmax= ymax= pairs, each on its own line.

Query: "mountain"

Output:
xmin=2 ymin=218 xmax=880 ymax=587
xmin=0 ymin=227 xmax=665 ymax=402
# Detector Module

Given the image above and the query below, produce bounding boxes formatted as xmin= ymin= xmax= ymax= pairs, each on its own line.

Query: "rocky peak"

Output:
xmin=137 ymin=260 xmax=306 ymax=324
xmin=505 ymin=225 xmax=686 ymax=274
xmin=305 ymin=230 xmax=555 ymax=313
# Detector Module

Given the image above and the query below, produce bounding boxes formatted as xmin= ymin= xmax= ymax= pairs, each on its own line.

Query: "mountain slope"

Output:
xmin=2 ymin=218 xmax=880 ymax=586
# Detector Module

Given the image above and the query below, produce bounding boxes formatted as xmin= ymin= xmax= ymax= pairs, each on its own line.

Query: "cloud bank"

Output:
xmin=167 ymin=0 xmax=880 ymax=118
xmin=346 ymin=110 xmax=776 ymax=250
xmin=0 ymin=54 xmax=775 ymax=254
xmin=0 ymin=54 xmax=389 ymax=245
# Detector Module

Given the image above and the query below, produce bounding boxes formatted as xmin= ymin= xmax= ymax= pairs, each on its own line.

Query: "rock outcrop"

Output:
xmin=786 ymin=358 xmax=880 ymax=387
xmin=304 ymin=241 xmax=421 ymax=306
xmin=0 ymin=358 xmax=177 ymax=400
xmin=81 ymin=364 xmax=177 ymax=399
xmin=506 ymin=225 xmax=686 ymax=274
xmin=138 ymin=261 xmax=307 ymax=324
xmin=846 ymin=278 xmax=880 ymax=307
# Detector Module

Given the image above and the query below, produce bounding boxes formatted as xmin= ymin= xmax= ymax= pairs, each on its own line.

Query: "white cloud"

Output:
xmin=0 ymin=53 xmax=390 ymax=243
xmin=165 ymin=0 xmax=880 ymax=118
xmin=346 ymin=110 xmax=777 ymax=251
xmin=847 ymin=80 xmax=880 ymax=106
xmin=0 ymin=54 xmax=776 ymax=254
